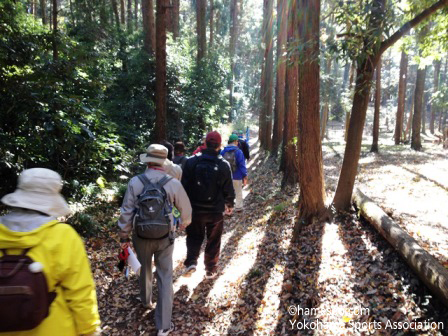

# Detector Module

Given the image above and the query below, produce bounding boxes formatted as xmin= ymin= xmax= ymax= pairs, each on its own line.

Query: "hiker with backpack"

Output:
xmin=173 ymin=142 xmax=188 ymax=169
xmin=221 ymin=134 xmax=248 ymax=213
xmin=181 ymin=131 xmax=235 ymax=279
xmin=118 ymin=144 xmax=191 ymax=336
xmin=160 ymin=140 xmax=183 ymax=180
xmin=0 ymin=168 xmax=100 ymax=335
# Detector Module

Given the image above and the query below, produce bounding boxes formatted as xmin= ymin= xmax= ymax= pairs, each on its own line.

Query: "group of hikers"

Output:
xmin=0 ymin=130 xmax=250 ymax=336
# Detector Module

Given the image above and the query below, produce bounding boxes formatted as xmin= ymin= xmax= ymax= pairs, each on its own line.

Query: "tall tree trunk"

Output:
xmin=411 ymin=66 xmax=426 ymax=151
xmin=280 ymin=0 xmax=298 ymax=185
xmin=404 ymin=98 xmax=414 ymax=143
xmin=439 ymin=58 xmax=448 ymax=131
xmin=134 ymin=0 xmax=139 ymax=30
xmin=172 ymin=0 xmax=179 ymax=39
xmin=271 ymin=0 xmax=288 ymax=155
xmin=112 ymin=0 xmax=121 ymax=29
xmin=371 ymin=58 xmax=381 ymax=152
xmin=155 ymin=0 xmax=168 ymax=142
xmin=120 ymin=0 xmax=126 ymax=25
xmin=344 ymin=62 xmax=356 ymax=141
xmin=321 ymin=56 xmax=332 ymax=140
xmin=52 ymin=0 xmax=57 ymax=61
xmin=295 ymin=0 xmax=325 ymax=234
xmin=394 ymin=50 xmax=408 ymax=144
xmin=228 ymin=0 xmax=239 ymax=122
xmin=127 ymin=0 xmax=133 ymax=32
xmin=430 ymin=60 xmax=441 ymax=134
xmin=196 ymin=0 xmax=207 ymax=62
xmin=142 ymin=0 xmax=156 ymax=54
xmin=40 ymin=0 xmax=47 ymax=25
xmin=166 ymin=0 xmax=173 ymax=34
xmin=261 ymin=0 xmax=274 ymax=150
xmin=209 ymin=0 xmax=214 ymax=47
xmin=333 ymin=59 xmax=376 ymax=210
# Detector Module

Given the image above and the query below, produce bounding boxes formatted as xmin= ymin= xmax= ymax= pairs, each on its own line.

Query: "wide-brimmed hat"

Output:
xmin=140 ymin=144 xmax=168 ymax=165
xmin=1 ymin=168 xmax=71 ymax=217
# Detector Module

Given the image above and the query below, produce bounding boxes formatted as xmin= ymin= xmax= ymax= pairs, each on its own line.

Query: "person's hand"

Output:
xmin=243 ymin=177 xmax=248 ymax=187
xmin=225 ymin=205 xmax=234 ymax=215
xmin=121 ymin=242 xmax=130 ymax=250
xmin=178 ymin=223 xmax=187 ymax=231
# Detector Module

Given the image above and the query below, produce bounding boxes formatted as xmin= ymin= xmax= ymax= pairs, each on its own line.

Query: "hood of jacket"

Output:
xmin=222 ymin=145 xmax=239 ymax=153
xmin=0 ymin=219 xmax=60 ymax=249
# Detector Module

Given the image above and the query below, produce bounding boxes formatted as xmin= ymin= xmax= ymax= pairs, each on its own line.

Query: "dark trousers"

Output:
xmin=184 ymin=212 xmax=224 ymax=272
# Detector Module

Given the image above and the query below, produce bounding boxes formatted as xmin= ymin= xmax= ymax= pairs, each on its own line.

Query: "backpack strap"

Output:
xmin=137 ymin=173 xmax=152 ymax=187
xmin=157 ymin=175 xmax=173 ymax=188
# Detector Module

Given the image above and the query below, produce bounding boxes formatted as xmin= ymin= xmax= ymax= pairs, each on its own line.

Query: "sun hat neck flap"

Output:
xmin=1 ymin=168 xmax=70 ymax=217
xmin=140 ymin=144 xmax=168 ymax=165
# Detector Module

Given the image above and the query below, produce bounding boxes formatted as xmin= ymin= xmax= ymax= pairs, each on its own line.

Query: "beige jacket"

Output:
xmin=118 ymin=169 xmax=192 ymax=234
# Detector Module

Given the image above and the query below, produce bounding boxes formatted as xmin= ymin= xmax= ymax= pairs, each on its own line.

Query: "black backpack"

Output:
xmin=190 ymin=155 xmax=221 ymax=208
xmin=133 ymin=174 xmax=173 ymax=239
xmin=0 ymin=248 xmax=57 ymax=332
xmin=223 ymin=150 xmax=237 ymax=173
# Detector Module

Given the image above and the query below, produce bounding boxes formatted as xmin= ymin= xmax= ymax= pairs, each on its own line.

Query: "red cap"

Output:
xmin=206 ymin=131 xmax=222 ymax=144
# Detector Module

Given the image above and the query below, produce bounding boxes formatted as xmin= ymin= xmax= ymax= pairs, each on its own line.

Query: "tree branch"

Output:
xmin=379 ymin=0 xmax=448 ymax=55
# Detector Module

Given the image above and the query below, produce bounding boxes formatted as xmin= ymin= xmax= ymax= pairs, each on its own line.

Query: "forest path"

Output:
xmin=89 ymin=132 xmax=447 ymax=335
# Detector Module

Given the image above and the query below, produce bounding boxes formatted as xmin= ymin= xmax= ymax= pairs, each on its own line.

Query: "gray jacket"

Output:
xmin=118 ymin=169 xmax=192 ymax=234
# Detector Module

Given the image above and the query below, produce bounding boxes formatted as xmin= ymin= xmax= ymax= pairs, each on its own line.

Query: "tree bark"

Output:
xmin=196 ymin=0 xmax=207 ymax=62
xmin=134 ymin=0 xmax=139 ymax=30
xmin=430 ymin=60 xmax=441 ymax=134
xmin=142 ymin=0 xmax=156 ymax=54
xmin=344 ymin=62 xmax=356 ymax=141
xmin=321 ymin=57 xmax=332 ymax=140
xmin=120 ymin=0 xmax=126 ymax=25
xmin=280 ymin=0 xmax=298 ymax=186
xmin=295 ymin=0 xmax=325 ymax=233
xmin=333 ymin=0 xmax=447 ymax=211
xmin=112 ymin=0 xmax=121 ymax=29
xmin=261 ymin=0 xmax=274 ymax=150
xmin=209 ymin=0 xmax=214 ymax=47
xmin=411 ymin=66 xmax=426 ymax=151
xmin=127 ymin=0 xmax=133 ymax=32
xmin=272 ymin=0 xmax=288 ymax=155
xmin=52 ymin=0 xmax=57 ymax=61
xmin=353 ymin=188 xmax=448 ymax=307
xmin=172 ymin=0 xmax=179 ymax=39
xmin=40 ymin=0 xmax=47 ymax=25
xmin=228 ymin=0 xmax=239 ymax=122
xmin=155 ymin=0 xmax=168 ymax=142
xmin=371 ymin=58 xmax=381 ymax=152
xmin=394 ymin=51 xmax=408 ymax=144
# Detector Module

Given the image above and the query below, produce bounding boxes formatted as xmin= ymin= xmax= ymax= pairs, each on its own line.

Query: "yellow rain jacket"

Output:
xmin=0 ymin=220 xmax=100 ymax=336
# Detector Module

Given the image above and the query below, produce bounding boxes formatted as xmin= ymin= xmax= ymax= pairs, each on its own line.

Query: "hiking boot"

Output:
xmin=205 ymin=271 xmax=217 ymax=279
xmin=182 ymin=265 xmax=196 ymax=277
xmin=157 ymin=322 xmax=175 ymax=336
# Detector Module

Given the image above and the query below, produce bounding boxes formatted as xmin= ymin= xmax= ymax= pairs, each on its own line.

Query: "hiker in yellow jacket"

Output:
xmin=0 ymin=168 xmax=100 ymax=336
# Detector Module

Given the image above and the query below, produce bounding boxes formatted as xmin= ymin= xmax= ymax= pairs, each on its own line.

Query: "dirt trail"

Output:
xmin=90 ymin=132 xmax=448 ymax=335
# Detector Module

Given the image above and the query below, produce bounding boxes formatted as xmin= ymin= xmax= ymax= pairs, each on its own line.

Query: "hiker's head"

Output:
xmin=1 ymin=168 xmax=70 ymax=217
xmin=140 ymin=144 xmax=168 ymax=167
xmin=205 ymin=131 xmax=222 ymax=152
xmin=228 ymin=134 xmax=239 ymax=145
xmin=174 ymin=142 xmax=186 ymax=156
xmin=159 ymin=140 xmax=174 ymax=161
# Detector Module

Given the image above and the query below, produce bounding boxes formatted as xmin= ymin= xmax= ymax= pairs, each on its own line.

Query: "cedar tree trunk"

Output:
xmin=196 ymin=0 xmax=207 ymax=62
xmin=430 ymin=60 xmax=441 ymax=134
xmin=142 ymin=0 xmax=156 ymax=54
xmin=411 ymin=66 xmax=426 ymax=151
xmin=371 ymin=58 xmax=381 ymax=152
xmin=295 ymin=0 xmax=325 ymax=232
xmin=272 ymin=0 xmax=288 ymax=155
xmin=394 ymin=50 xmax=408 ymax=144
xmin=280 ymin=0 xmax=298 ymax=186
xmin=155 ymin=0 xmax=168 ymax=142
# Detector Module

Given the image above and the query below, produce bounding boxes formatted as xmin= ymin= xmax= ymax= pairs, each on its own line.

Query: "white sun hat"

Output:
xmin=1 ymin=168 xmax=71 ymax=217
xmin=139 ymin=144 xmax=168 ymax=165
